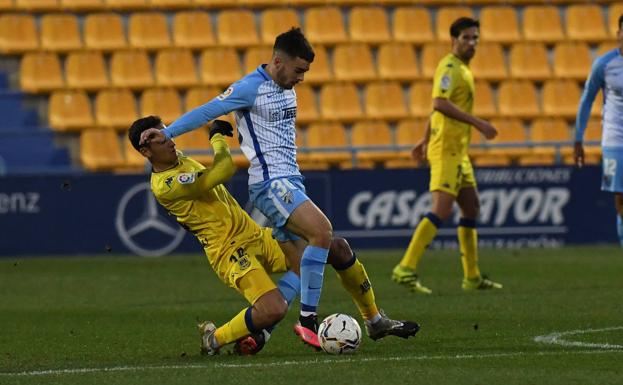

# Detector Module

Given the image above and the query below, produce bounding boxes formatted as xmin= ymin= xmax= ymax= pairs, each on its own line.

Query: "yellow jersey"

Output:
xmin=429 ymin=53 xmax=475 ymax=158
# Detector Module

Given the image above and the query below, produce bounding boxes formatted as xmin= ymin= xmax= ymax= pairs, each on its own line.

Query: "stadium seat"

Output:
xmin=421 ymin=43 xmax=450 ymax=79
xmin=15 ymin=0 xmax=59 ymax=11
xmin=65 ymin=51 xmax=109 ymax=90
xmin=349 ymin=6 xmax=391 ymax=44
xmin=49 ymin=90 xmax=94 ymax=131
xmin=333 ymin=43 xmax=377 ymax=83
xmin=364 ymin=81 xmax=408 ymax=121
xmin=95 ymin=89 xmax=138 ymax=129
xmin=473 ymin=118 xmax=528 ymax=166
xmin=123 ymin=138 xmax=147 ymax=170
xmin=319 ymin=82 xmax=362 ymax=122
xmin=542 ymin=80 xmax=581 ymax=119
xmin=392 ymin=6 xmax=434 ymax=44
xmin=80 ymin=128 xmax=124 ymax=171
xmin=304 ymin=6 xmax=348 ymax=45
xmin=473 ymin=81 xmax=497 ymax=119
xmin=299 ymin=122 xmax=351 ymax=169
xmin=173 ymin=11 xmax=216 ymax=49
xmin=110 ymin=50 xmax=154 ymax=89
xmin=155 ymin=49 xmax=198 ymax=88
xmin=522 ymin=5 xmax=564 ymax=43
xmin=140 ymin=88 xmax=182 ymax=125
xmin=149 ymin=0 xmax=191 ymax=9
xmin=509 ymin=42 xmax=551 ymax=81
xmin=60 ymin=0 xmax=105 ymax=11
xmin=470 ymin=42 xmax=507 ymax=81
xmin=479 ymin=6 xmax=520 ymax=44
xmin=217 ymin=9 xmax=259 ymax=48
xmin=185 ymin=86 xmax=221 ymax=110
xmin=597 ymin=42 xmax=618 ymax=57
xmin=584 ymin=117 xmax=603 ymax=143
xmin=377 ymin=42 xmax=420 ymax=82
xmin=243 ymin=46 xmax=273 ymax=74
xmin=350 ymin=121 xmax=395 ymax=168
xmin=497 ymin=80 xmax=540 ymax=119
xmin=552 ymin=42 xmax=591 ymax=80
xmin=408 ymin=81 xmax=432 ymax=118
xmin=0 ymin=14 xmax=38 ymax=53
xmin=561 ymin=117 xmax=602 ymax=165
xmin=591 ymin=91 xmax=603 ymax=118
xmin=609 ymin=3 xmax=623 ymax=37
xmin=523 ymin=118 xmax=572 ymax=166
xmin=171 ymin=127 xmax=214 ymax=165
xmin=566 ymin=4 xmax=609 ymax=43
xmin=384 ymin=118 xmax=428 ymax=168
xmin=0 ymin=0 xmax=13 ymax=9
xmin=435 ymin=6 xmax=473 ymax=41
xmin=260 ymin=8 xmax=300 ymax=46
xmin=104 ymin=0 xmax=149 ymax=10
xmin=20 ymin=52 xmax=64 ymax=93
xmin=191 ymin=0 xmax=236 ymax=8
xmin=40 ymin=13 xmax=82 ymax=51
xmin=199 ymin=48 xmax=242 ymax=86
xmin=84 ymin=13 xmax=127 ymax=51
xmin=305 ymin=45 xmax=332 ymax=84
xmin=128 ymin=12 xmax=171 ymax=50
xmin=294 ymin=83 xmax=319 ymax=125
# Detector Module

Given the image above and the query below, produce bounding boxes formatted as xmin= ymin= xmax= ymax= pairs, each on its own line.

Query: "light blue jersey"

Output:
xmin=162 ymin=65 xmax=301 ymax=185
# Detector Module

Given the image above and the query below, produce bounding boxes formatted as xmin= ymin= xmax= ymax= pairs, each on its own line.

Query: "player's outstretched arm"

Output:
xmin=197 ymin=121 xmax=236 ymax=191
xmin=433 ymin=98 xmax=497 ymax=140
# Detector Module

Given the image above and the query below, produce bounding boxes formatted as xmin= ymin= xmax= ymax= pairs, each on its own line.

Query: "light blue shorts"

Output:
xmin=249 ymin=176 xmax=309 ymax=242
xmin=601 ymin=147 xmax=623 ymax=193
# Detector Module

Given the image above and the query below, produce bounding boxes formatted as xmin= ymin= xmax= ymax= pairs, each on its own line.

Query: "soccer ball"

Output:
xmin=317 ymin=313 xmax=362 ymax=354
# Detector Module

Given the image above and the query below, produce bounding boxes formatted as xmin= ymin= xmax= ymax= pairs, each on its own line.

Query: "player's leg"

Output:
xmin=615 ymin=193 xmax=623 ymax=247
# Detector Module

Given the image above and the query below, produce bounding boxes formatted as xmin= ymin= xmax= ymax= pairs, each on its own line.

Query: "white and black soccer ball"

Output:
xmin=317 ymin=313 xmax=362 ymax=354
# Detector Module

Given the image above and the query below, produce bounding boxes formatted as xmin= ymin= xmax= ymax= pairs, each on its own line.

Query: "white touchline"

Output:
xmin=1 ymin=349 xmax=621 ymax=377
xmin=534 ymin=326 xmax=623 ymax=349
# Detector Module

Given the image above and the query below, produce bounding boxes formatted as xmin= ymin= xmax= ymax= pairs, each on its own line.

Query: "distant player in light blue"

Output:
xmin=575 ymin=14 xmax=623 ymax=247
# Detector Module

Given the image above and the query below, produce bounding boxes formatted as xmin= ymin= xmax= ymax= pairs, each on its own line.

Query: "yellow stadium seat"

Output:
xmin=436 ymin=6 xmax=473 ymax=42
xmin=110 ymin=50 xmax=153 ymax=89
xmin=15 ymin=0 xmax=59 ymax=11
xmin=200 ymin=48 xmax=242 ymax=86
xmin=408 ymin=81 xmax=432 ymax=118
xmin=474 ymin=118 xmax=529 ymax=166
xmin=61 ymin=0 xmax=105 ymax=11
xmin=65 ymin=51 xmax=109 ymax=90
xmin=349 ymin=6 xmax=391 ymax=44
xmin=305 ymin=45 xmax=332 ymax=84
xmin=566 ymin=4 xmax=609 ymax=43
xmin=386 ymin=118 xmax=428 ymax=168
xmin=319 ymin=83 xmax=362 ymax=122
xmin=392 ymin=6 xmax=434 ymax=44
xmin=531 ymin=118 xmax=571 ymax=143
xmin=522 ymin=5 xmax=564 ymax=43
xmin=0 ymin=0 xmax=13 ymax=9
xmin=217 ymin=10 xmax=259 ymax=48
xmin=192 ymin=0 xmax=237 ymax=8
xmin=243 ymin=46 xmax=273 ymax=74
xmin=40 ymin=13 xmax=82 ymax=51
xmin=479 ymin=6 xmax=520 ymax=44
xmin=609 ymin=4 xmax=623 ymax=37
xmin=542 ymin=80 xmax=581 ymax=119
xmin=123 ymin=138 xmax=147 ymax=170
xmin=20 ymin=52 xmax=64 ymax=93
xmin=173 ymin=11 xmax=216 ymax=49
xmin=470 ymin=42 xmax=507 ymax=81
xmin=497 ymin=80 xmax=540 ymax=119
xmin=80 ymin=128 xmax=124 ymax=171
xmin=333 ymin=43 xmax=377 ymax=83
xmin=304 ymin=6 xmax=348 ymax=45
xmin=171 ymin=128 xmax=210 ymax=151
xmin=260 ymin=8 xmax=300 ymax=46
xmin=509 ymin=42 xmax=551 ymax=81
xmin=562 ymin=117 xmax=601 ymax=165
xmin=155 ymin=49 xmax=197 ymax=88
xmin=584 ymin=118 xmax=603 ymax=143
xmin=592 ymin=91 xmax=603 ymax=118
xmin=421 ymin=43 xmax=449 ymax=79
xmin=150 ymin=0 xmax=191 ymax=9
xmin=49 ymin=90 xmax=94 ymax=131
xmin=300 ymin=122 xmax=351 ymax=169
xmin=128 ymin=12 xmax=171 ymax=50
xmin=377 ymin=42 xmax=419 ymax=82
xmin=364 ymin=81 xmax=408 ymax=121
xmin=185 ymin=86 xmax=221 ymax=110
xmin=351 ymin=121 xmax=395 ymax=167
xmin=95 ymin=89 xmax=138 ymax=129
xmin=104 ymin=0 xmax=148 ymax=10
xmin=597 ymin=42 xmax=618 ymax=57
xmin=0 ymin=14 xmax=38 ymax=53
xmin=84 ymin=13 xmax=127 ymax=51
xmin=140 ymin=88 xmax=182 ymax=125
xmin=294 ymin=83 xmax=318 ymax=125
xmin=553 ymin=42 xmax=591 ymax=80
xmin=473 ymin=81 xmax=497 ymax=119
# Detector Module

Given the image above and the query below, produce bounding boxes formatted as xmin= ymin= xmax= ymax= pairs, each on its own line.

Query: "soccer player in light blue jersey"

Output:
xmin=575 ymin=14 xmax=623 ymax=247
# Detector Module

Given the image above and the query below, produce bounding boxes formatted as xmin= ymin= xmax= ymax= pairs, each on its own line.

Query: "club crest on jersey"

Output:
xmin=177 ymin=173 xmax=195 ymax=184
xmin=164 ymin=176 xmax=174 ymax=188
xmin=217 ymin=86 xmax=234 ymax=100
xmin=440 ymin=75 xmax=451 ymax=92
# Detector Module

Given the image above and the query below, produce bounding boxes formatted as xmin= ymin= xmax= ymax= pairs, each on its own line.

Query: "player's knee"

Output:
xmin=310 ymin=228 xmax=333 ymax=249
xmin=327 ymin=237 xmax=352 ymax=266
xmin=434 ymin=207 xmax=453 ymax=222
xmin=263 ymin=298 xmax=288 ymax=325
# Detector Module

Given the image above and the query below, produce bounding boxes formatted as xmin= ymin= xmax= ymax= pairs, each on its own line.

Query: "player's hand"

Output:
xmin=411 ymin=139 xmax=428 ymax=165
xmin=476 ymin=121 xmax=498 ymax=140
xmin=209 ymin=120 xmax=234 ymax=139
xmin=139 ymin=127 xmax=165 ymax=147
xmin=574 ymin=141 xmax=585 ymax=168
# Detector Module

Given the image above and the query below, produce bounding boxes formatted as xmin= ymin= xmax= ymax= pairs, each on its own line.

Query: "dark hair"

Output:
xmin=450 ymin=17 xmax=480 ymax=38
xmin=619 ymin=14 xmax=623 ymax=30
xmin=273 ymin=27 xmax=315 ymax=63
xmin=128 ymin=115 xmax=162 ymax=151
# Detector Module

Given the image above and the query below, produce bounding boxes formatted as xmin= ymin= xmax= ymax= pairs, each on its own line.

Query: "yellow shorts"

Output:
xmin=209 ymin=227 xmax=289 ymax=305
xmin=429 ymin=154 xmax=477 ymax=196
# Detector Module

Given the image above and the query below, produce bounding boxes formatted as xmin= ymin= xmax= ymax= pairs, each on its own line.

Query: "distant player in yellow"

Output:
xmin=129 ymin=116 xmax=419 ymax=355
xmin=392 ymin=17 xmax=503 ymax=294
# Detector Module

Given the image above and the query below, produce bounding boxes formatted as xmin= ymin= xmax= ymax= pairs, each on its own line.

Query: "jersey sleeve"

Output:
xmin=432 ymin=61 xmax=458 ymax=100
xmin=575 ymin=55 xmax=608 ymax=142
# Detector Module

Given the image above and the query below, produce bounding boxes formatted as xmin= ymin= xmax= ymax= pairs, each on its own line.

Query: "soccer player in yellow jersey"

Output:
xmin=392 ymin=17 xmax=503 ymax=294
xmin=129 ymin=116 xmax=419 ymax=355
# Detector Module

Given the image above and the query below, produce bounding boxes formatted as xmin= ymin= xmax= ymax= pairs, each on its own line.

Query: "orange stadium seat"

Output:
xmin=260 ymin=8 xmax=301 ymax=46
xmin=49 ymin=90 xmax=94 ymax=131
xmin=609 ymin=4 xmax=623 ymax=37
xmin=65 ymin=51 xmax=109 ymax=90
xmin=60 ymin=0 xmax=105 ymax=11
xmin=384 ymin=118 xmax=428 ymax=168
xmin=377 ymin=42 xmax=420 ymax=82
xmin=300 ymin=122 xmax=351 ymax=170
xmin=497 ymin=80 xmax=540 ymax=119
xmin=473 ymin=118 xmax=528 ymax=167
xmin=123 ymin=139 xmax=147 ymax=170
xmin=84 ymin=13 xmax=127 ymax=51
xmin=150 ymin=0 xmax=191 ymax=9
xmin=470 ymin=42 xmax=507 ymax=81
xmin=0 ymin=0 xmax=13 ymax=9
xmin=319 ymin=82 xmax=362 ymax=122
xmin=217 ymin=10 xmax=259 ymax=48
xmin=200 ymin=48 xmax=242 ymax=86
xmin=421 ymin=43 xmax=449 ymax=79
xmin=173 ymin=11 xmax=216 ymax=49
xmin=128 ymin=12 xmax=171 ymax=50
xmin=598 ymin=42 xmax=618 ymax=57
xmin=436 ymin=6 xmax=473 ymax=42
xmin=584 ymin=118 xmax=603 ymax=143
xmin=80 ymin=128 xmax=124 ymax=171
xmin=566 ymin=4 xmax=609 ymax=43
xmin=349 ymin=6 xmax=391 ymax=44
xmin=95 ymin=89 xmax=138 ymax=129
xmin=408 ymin=81 xmax=432 ymax=118
xmin=364 ymin=81 xmax=408 ymax=121
xmin=305 ymin=45 xmax=332 ymax=84
xmin=522 ymin=5 xmax=565 ymax=43
xmin=110 ymin=50 xmax=153 ymax=89
xmin=333 ymin=43 xmax=377 ymax=83
xmin=185 ymin=86 xmax=221 ymax=110
xmin=509 ymin=42 xmax=551 ymax=81
xmin=170 ymin=128 xmax=210 ymax=152
xmin=350 ymin=121 xmax=395 ymax=167
xmin=40 ymin=14 xmax=82 ymax=51
xmin=392 ymin=6 xmax=434 ymax=45
xmin=542 ymin=80 xmax=581 ymax=119
xmin=243 ymin=46 xmax=273 ymax=74
xmin=304 ymin=6 xmax=348 ymax=45
xmin=473 ymin=81 xmax=497 ymax=119
xmin=294 ymin=83 xmax=319 ymax=125
xmin=140 ymin=88 xmax=182 ymax=125
xmin=155 ymin=49 xmax=198 ymax=88
xmin=0 ymin=14 xmax=38 ymax=53
xmin=104 ymin=0 xmax=149 ymax=10
xmin=20 ymin=52 xmax=64 ymax=93
xmin=479 ymin=5 xmax=520 ymax=44
xmin=552 ymin=42 xmax=592 ymax=80
xmin=522 ymin=118 xmax=572 ymax=166
xmin=15 ymin=0 xmax=59 ymax=11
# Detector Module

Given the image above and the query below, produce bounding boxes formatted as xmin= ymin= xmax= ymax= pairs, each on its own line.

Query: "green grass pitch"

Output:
xmin=1 ymin=247 xmax=622 ymax=385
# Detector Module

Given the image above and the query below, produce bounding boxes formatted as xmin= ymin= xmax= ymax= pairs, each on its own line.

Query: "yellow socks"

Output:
xmin=458 ymin=218 xmax=481 ymax=280
xmin=399 ymin=213 xmax=441 ymax=270
xmin=335 ymin=256 xmax=379 ymax=321
xmin=214 ymin=307 xmax=252 ymax=347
